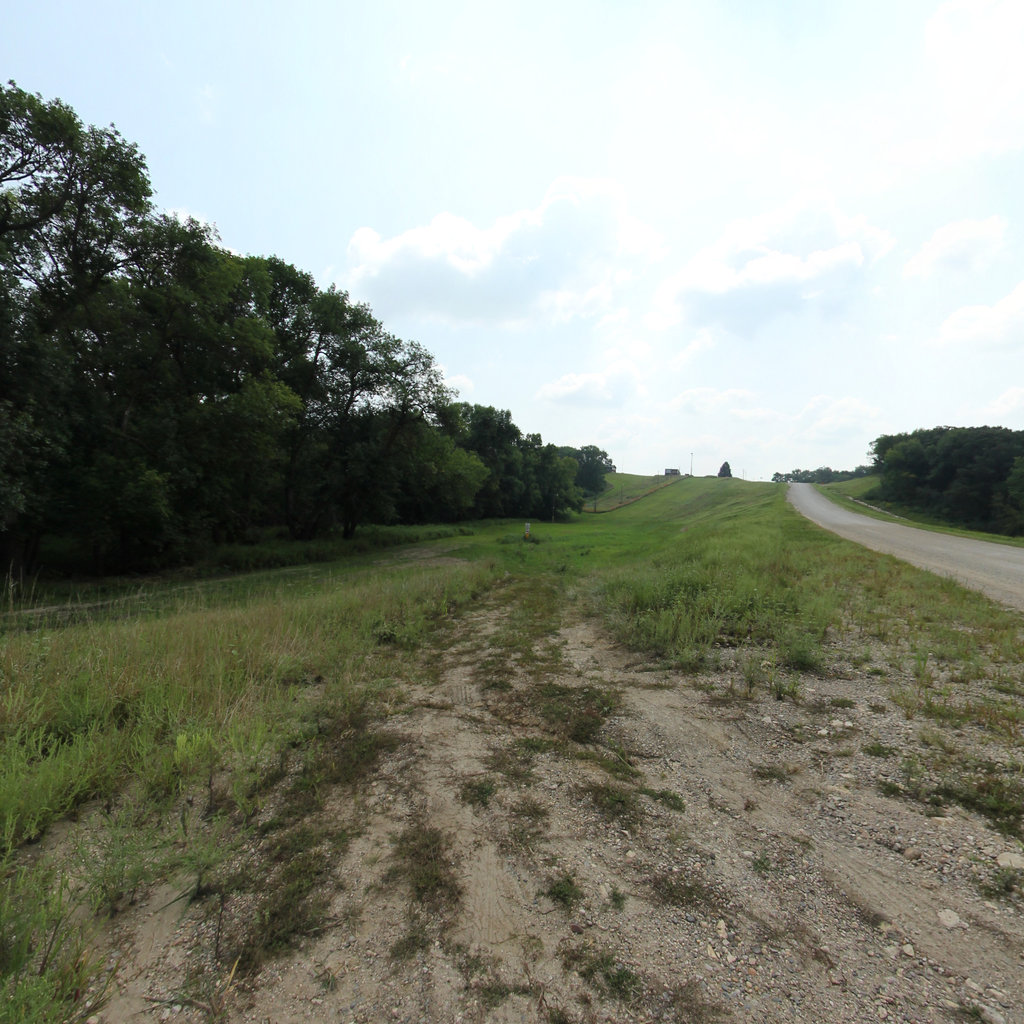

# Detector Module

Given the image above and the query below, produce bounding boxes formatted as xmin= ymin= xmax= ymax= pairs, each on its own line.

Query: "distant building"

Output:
xmin=665 ymin=468 xmax=680 ymax=475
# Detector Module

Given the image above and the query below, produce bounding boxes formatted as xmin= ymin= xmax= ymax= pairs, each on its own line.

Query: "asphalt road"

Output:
xmin=787 ymin=483 xmax=1024 ymax=613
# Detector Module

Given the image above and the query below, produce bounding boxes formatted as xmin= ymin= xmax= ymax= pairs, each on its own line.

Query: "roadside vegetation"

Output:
xmin=3 ymin=476 xmax=1024 ymax=1019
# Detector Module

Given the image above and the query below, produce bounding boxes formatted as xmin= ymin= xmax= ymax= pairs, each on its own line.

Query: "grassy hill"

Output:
xmin=4 ymin=474 xmax=1024 ymax=1018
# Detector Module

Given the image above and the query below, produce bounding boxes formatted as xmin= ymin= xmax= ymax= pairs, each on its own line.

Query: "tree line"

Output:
xmin=1 ymin=83 xmax=613 ymax=575
xmin=871 ymin=426 xmax=1024 ymax=535
xmin=771 ymin=466 xmax=873 ymax=484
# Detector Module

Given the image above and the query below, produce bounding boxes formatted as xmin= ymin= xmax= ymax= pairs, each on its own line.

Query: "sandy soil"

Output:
xmin=86 ymin=583 xmax=1024 ymax=1024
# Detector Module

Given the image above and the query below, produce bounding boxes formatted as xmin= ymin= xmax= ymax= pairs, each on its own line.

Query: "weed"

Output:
xmin=935 ymin=772 xmax=1024 ymax=838
xmin=488 ymin=739 xmax=555 ymax=785
xmin=575 ymin=745 xmax=641 ymax=781
xmin=609 ymin=885 xmax=627 ymax=910
xmin=862 ymin=742 xmax=896 ymax=758
xmin=78 ymin=802 xmax=166 ymax=916
xmin=233 ymin=843 xmax=332 ymax=973
xmin=751 ymin=852 xmax=772 ymax=875
xmin=769 ymin=673 xmax=802 ymax=702
xmin=584 ymin=782 xmax=642 ymax=826
xmin=390 ymin=925 xmax=431 ymax=960
xmin=979 ymin=866 xmax=1022 ymax=901
xmin=0 ymin=863 xmax=111 ymax=1023
xmin=535 ymin=682 xmax=619 ymax=743
xmin=752 ymin=762 xmax=797 ymax=783
xmin=545 ymin=873 xmax=584 ymax=910
xmin=460 ymin=777 xmax=498 ymax=808
xmin=506 ymin=795 xmax=550 ymax=851
xmin=560 ymin=944 xmax=641 ymax=1003
xmin=639 ymin=787 xmax=686 ymax=812
xmin=390 ymin=823 xmax=462 ymax=908
xmin=649 ymin=871 xmax=717 ymax=909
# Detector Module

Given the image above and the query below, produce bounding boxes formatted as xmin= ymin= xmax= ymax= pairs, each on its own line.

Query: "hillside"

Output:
xmin=4 ymin=478 xmax=1023 ymax=1023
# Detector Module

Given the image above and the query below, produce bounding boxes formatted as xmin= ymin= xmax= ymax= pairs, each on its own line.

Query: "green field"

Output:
xmin=4 ymin=475 xmax=1024 ymax=1019
xmin=585 ymin=471 xmax=681 ymax=511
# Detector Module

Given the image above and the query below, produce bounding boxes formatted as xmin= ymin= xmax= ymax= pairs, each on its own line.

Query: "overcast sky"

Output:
xmin=5 ymin=1 xmax=1024 ymax=478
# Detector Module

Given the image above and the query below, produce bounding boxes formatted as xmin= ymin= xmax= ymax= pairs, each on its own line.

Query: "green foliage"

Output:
xmin=0 ymin=862 xmax=108 ymax=1023
xmin=871 ymin=425 xmax=1024 ymax=534
xmin=545 ymin=872 xmax=584 ymax=909
xmin=2 ymin=84 xmax=607 ymax=577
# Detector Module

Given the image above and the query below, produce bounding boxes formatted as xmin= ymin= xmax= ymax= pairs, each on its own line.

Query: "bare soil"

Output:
xmin=85 ymin=588 xmax=1024 ymax=1024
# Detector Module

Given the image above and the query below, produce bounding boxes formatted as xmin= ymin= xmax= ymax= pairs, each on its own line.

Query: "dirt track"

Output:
xmin=787 ymin=483 xmax=1024 ymax=613
xmin=96 ymin=578 xmax=1024 ymax=1024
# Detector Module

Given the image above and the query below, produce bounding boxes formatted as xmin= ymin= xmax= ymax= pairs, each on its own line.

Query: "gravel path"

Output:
xmin=787 ymin=483 xmax=1024 ymax=613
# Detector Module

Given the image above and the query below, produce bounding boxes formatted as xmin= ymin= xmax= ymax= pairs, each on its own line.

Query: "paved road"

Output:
xmin=787 ymin=483 xmax=1024 ymax=613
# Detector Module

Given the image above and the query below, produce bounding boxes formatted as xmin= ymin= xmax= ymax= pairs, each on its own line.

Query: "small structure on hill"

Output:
xmin=665 ymin=468 xmax=680 ymax=476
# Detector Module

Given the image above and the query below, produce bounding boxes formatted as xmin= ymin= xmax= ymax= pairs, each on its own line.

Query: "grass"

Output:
xmin=559 ymin=944 xmax=642 ymax=1003
xmin=649 ymin=871 xmax=718 ymax=909
xmin=545 ymin=873 xmax=584 ymax=910
xmin=7 ymin=474 xmax=1024 ymax=1014
xmin=584 ymin=782 xmax=642 ymax=826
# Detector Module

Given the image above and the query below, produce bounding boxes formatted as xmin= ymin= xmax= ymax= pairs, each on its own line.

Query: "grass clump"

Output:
xmin=935 ymin=771 xmax=1024 ymax=838
xmin=459 ymin=777 xmax=498 ymax=808
xmin=584 ymin=782 xmax=642 ymax=826
xmin=649 ymin=871 xmax=717 ymax=909
xmin=535 ymin=682 xmax=620 ymax=744
xmin=506 ymin=795 xmax=550 ymax=851
xmin=639 ymin=787 xmax=685 ymax=812
xmin=389 ymin=823 xmax=461 ymax=908
xmin=560 ymin=944 xmax=641 ymax=1003
xmin=0 ymin=864 xmax=110 ymax=1023
xmin=545 ymin=873 xmax=584 ymax=910
xmin=979 ymin=866 xmax=1022 ymax=901
xmin=863 ymin=741 xmax=896 ymax=758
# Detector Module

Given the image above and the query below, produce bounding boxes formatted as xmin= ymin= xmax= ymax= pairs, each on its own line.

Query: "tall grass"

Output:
xmin=599 ymin=483 xmax=840 ymax=668
xmin=0 ymin=561 xmax=493 ymax=855
xmin=5 ymin=476 xmax=1024 ymax=1018
xmin=0 ymin=553 xmax=497 ymax=1020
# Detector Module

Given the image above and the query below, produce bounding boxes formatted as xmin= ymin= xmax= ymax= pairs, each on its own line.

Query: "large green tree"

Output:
xmin=1 ymin=81 xmax=152 ymax=571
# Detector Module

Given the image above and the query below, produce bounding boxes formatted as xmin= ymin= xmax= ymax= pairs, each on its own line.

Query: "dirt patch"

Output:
xmin=69 ymin=595 xmax=1024 ymax=1023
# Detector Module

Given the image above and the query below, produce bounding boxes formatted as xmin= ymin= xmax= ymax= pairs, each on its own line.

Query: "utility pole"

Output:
xmin=690 ymin=452 xmax=693 ymax=477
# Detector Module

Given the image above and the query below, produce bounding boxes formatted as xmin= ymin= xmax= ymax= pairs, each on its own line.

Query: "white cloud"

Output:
xmin=195 ymin=84 xmax=217 ymax=125
xmin=983 ymin=387 xmax=1024 ymax=420
xmin=904 ymin=216 xmax=1006 ymax=278
xmin=668 ymin=329 xmax=716 ymax=370
xmin=797 ymin=395 xmax=882 ymax=442
xmin=649 ymin=197 xmax=894 ymax=334
xmin=441 ymin=370 xmax=474 ymax=396
xmin=343 ymin=178 xmax=660 ymax=328
xmin=937 ymin=280 xmax=1024 ymax=348
xmin=922 ymin=0 xmax=1024 ymax=160
xmin=669 ymin=387 xmax=755 ymax=415
xmin=536 ymin=360 xmax=642 ymax=407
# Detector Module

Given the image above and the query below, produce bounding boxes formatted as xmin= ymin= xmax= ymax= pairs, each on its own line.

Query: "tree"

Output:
xmin=718 ymin=461 xmax=732 ymax=478
xmin=1 ymin=81 xmax=152 ymax=571
xmin=560 ymin=444 xmax=615 ymax=494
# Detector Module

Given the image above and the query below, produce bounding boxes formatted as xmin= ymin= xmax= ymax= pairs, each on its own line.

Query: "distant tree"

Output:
xmin=559 ymin=444 xmax=615 ymax=494
xmin=770 ymin=465 xmax=874 ymax=484
xmin=718 ymin=461 xmax=732 ymax=478
xmin=871 ymin=425 xmax=1024 ymax=533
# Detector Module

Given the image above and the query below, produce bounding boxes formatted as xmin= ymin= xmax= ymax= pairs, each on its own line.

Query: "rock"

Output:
xmin=902 ymin=943 xmax=915 ymax=957
xmin=938 ymin=909 xmax=963 ymax=929
xmin=977 ymin=1005 xmax=1006 ymax=1024
xmin=996 ymin=851 xmax=1024 ymax=870
xmin=716 ymin=919 xmax=728 ymax=940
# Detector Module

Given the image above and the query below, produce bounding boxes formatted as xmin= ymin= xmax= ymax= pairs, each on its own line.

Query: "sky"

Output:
xmin=5 ymin=0 xmax=1024 ymax=479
